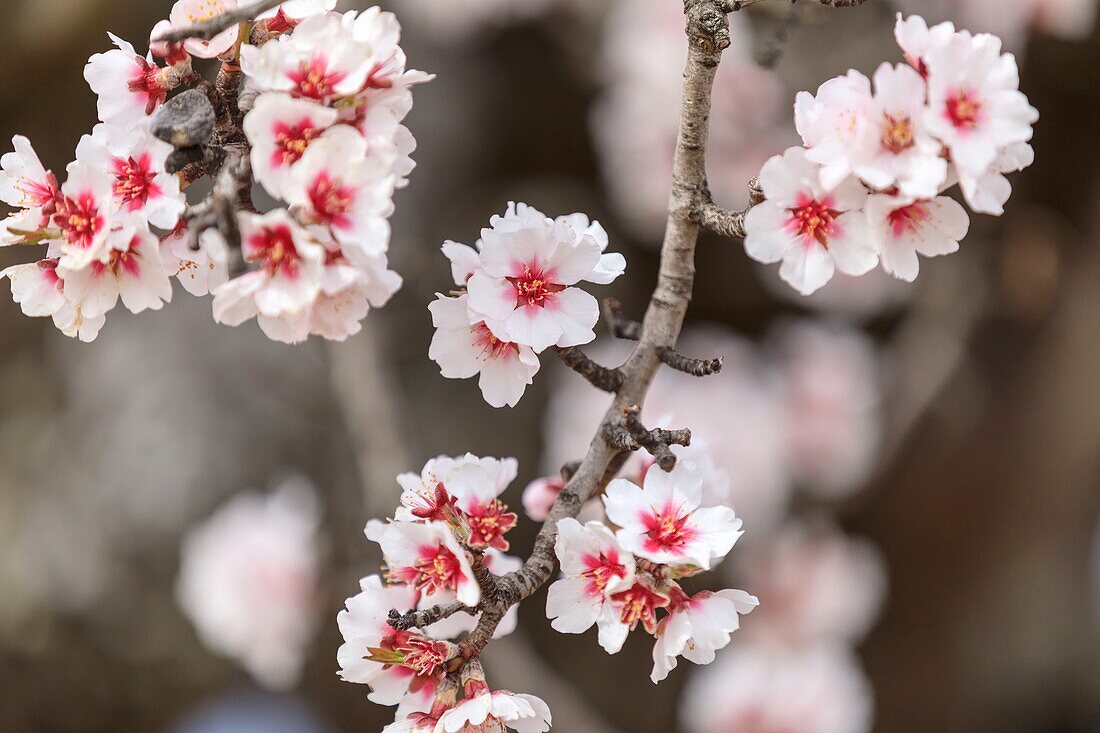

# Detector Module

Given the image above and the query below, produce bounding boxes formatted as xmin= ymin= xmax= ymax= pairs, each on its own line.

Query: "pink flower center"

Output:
xmin=611 ymin=582 xmax=668 ymax=634
xmin=274 ymin=120 xmax=325 ymax=167
xmin=887 ymin=201 xmax=931 ymax=238
xmin=290 ymin=57 xmax=347 ymax=100
xmin=640 ymin=502 xmax=698 ymax=557
xmin=398 ymin=544 xmax=465 ymax=595
xmin=580 ymin=551 xmax=628 ymax=596
xmin=248 ymin=224 xmax=302 ymax=278
xmin=127 ymin=58 xmax=169 ymax=115
xmin=473 ymin=322 xmax=519 ymax=361
xmin=112 ymin=154 xmax=159 ymax=209
xmin=308 ymin=173 xmax=353 ymax=226
xmin=787 ymin=196 xmax=840 ymax=248
xmin=54 ymin=194 xmax=104 ymax=249
xmin=945 ymin=91 xmax=981 ymax=131
xmin=881 ymin=113 xmax=915 ymax=154
xmin=464 ymin=499 xmax=518 ymax=551
xmin=507 ymin=265 xmax=564 ymax=308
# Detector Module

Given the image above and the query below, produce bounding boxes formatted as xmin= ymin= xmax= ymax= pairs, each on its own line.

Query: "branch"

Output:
xmin=388 ymin=601 xmax=471 ymax=632
xmin=658 ymin=346 xmax=723 ymax=376
xmin=602 ymin=298 xmax=641 ymax=341
xmin=457 ymin=0 xmax=734 ymax=651
xmin=552 ymin=346 xmax=624 ymax=392
xmin=623 ymin=406 xmax=691 ymax=472
xmin=156 ymin=0 xmax=285 ymax=42
xmin=724 ymin=0 xmax=866 ymax=9
xmin=695 ymin=178 xmax=763 ymax=239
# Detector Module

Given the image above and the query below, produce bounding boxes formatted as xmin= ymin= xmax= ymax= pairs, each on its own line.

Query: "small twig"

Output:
xmin=604 ymin=423 xmax=640 ymax=452
xmin=156 ymin=0 xmax=286 ymax=43
xmin=657 ymin=346 xmax=724 ymax=376
xmin=387 ymin=601 xmax=471 ymax=632
xmin=623 ymin=406 xmax=691 ymax=472
xmin=756 ymin=2 xmax=802 ymax=68
xmin=602 ymin=298 xmax=641 ymax=341
xmin=552 ymin=346 xmax=624 ymax=392
xmin=183 ymin=146 xmax=251 ymax=251
xmin=724 ymin=0 xmax=866 ymax=10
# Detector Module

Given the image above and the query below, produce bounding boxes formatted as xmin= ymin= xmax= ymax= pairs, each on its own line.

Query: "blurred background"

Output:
xmin=2 ymin=0 xmax=1100 ymax=731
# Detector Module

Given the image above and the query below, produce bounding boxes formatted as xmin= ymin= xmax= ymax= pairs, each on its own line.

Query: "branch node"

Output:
xmin=658 ymin=346 xmax=724 ymax=376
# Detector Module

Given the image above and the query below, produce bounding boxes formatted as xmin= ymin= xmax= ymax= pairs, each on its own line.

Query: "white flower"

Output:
xmin=794 ymin=70 xmax=875 ymax=191
xmin=283 ymin=125 xmax=394 ymax=260
xmin=435 ymin=690 xmax=552 ymax=733
xmin=211 ymin=209 xmax=326 ymax=325
xmin=176 ymin=476 xmax=322 ymax=691
xmin=1 ymin=260 xmax=66 ymax=317
xmin=160 ymin=226 xmax=230 ymax=297
xmin=58 ymin=223 xmax=173 ymax=319
xmin=375 ymin=521 xmax=481 ymax=607
xmin=773 ymin=320 xmax=882 ymax=497
xmin=52 ymin=301 xmax=107 ymax=342
xmin=744 ymin=146 xmax=877 ymax=296
xmin=244 ymin=93 xmax=339 ymax=200
xmin=681 ymin=644 xmax=874 ymax=733
xmin=307 ymin=253 xmax=402 ymax=341
xmin=241 ymin=12 xmax=375 ymax=101
xmin=734 ymin=520 xmax=886 ymax=646
xmin=0 ymin=135 xmax=58 ymax=214
xmin=465 ymin=202 xmax=623 ymax=352
xmin=866 ymin=192 xmax=970 ymax=283
xmin=923 ymin=30 xmax=1038 ymax=178
xmin=650 ymin=588 xmax=758 ymax=684
xmin=336 ymin=574 xmax=425 ymax=705
xmin=956 ymin=141 xmax=1034 ymax=216
xmin=74 ymin=123 xmax=185 ymax=230
xmin=546 ymin=518 xmax=636 ymax=654
xmin=603 ymin=460 xmax=742 ymax=570
xmin=84 ymin=34 xmax=176 ymax=130
xmin=258 ymin=0 xmax=338 ymax=28
xmin=521 ymin=475 xmax=563 ymax=522
xmin=894 ymin=13 xmax=957 ymax=77
xmin=53 ymin=162 xmax=117 ymax=268
xmin=428 ymin=294 xmax=541 ymax=408
xmin=169 ymin=0 xmax=240 ymax=59
xmin=396 ymin=453 xmax=518 ymax=520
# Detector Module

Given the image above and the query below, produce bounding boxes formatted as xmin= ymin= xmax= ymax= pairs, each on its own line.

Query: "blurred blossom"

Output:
xmin=759 ymin=265 xmax=914 ymax=321
xmin=682 ymin=643 xmax=873 ymax=733
xmin=544 ymin=329 xmax=792 ymax=533
xmin=733 ymin=520 xmax=887 ymax=647
xmin=394 ymin=0 xmax=555 ymax=42
xmin=176 ymin=475 xmax=323 ymax=691
xmin=169 ymin=691 xmax=331 ymax=733
xmin=592 ymin=0 xmax=791 ymax=239
xmin=890 ymin=0 xmax=1099 ymax=49
xmin=772 ymin=320 xmax=882 ymax=498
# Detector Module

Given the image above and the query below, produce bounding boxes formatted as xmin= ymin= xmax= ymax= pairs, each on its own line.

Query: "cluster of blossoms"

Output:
xmin=428 ymin=202 xmax=625 ymax=407
xmin=745 ymin=14 xmax=1039 ymax=295
xmin=547 ymin=460 xmax=757 ymax=683
xmin=176 ymin=476 xmax=323 ymax=691
xmin=593 ymin=0 xmax=789 ymax=238
xmin=1 ymin=1 xmax=428 ymax=343
xmin=338 ymin=454 xmax=551 ymax=731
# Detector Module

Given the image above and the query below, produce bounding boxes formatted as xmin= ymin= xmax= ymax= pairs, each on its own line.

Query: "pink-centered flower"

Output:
xmin=169 ymin=0 xmax=241 ymax=59
xmin=241 ymin=12 xmax=375 ymax=101
xmin=743 ymin=146 xmax=876 ymax=296
xmin=84 ymin=34 xmax=180 ymax=130
xmin=466 ymin=203 xmax=624 ymax=352
xmin=866 ymin=192 xmax=969 ymax=282
xmin=547 ymin=518 xmax=637 ymax=654
xmin=58 ymin=223 xmax=173 ymax=319
xmin=75 ymin=123 xmax=184 ymax=230
xmin=650 ymin=587 xmax=758 ymax=684
xmin=396 ymin=454 xmax=518 ymax=524
xmin=429 ymin=294 xmax=541 ymax=409
xmin=376 ymin=521 xmax=480 ymax=607
xmin=283 ymin=126 xmax=395 ymax=261
xmin=0 ymin=259 xmax=66 ymax=318
xmin=603 ymin=460 xmax=742 ymax=570
xmin=922 ymin=26 xmax=1038 ymax=179
xmin=420 ymin=549 xmax=522 ymax=642
xmin=0 ymin=136 xmax=59 ymax=219
xmin=53 ymin=162 xmax=116 ymax=268
xmin=434 ymin=689 xmax=552 ymax=733
xmin=244 ymin=93 xmax=339 ymax=200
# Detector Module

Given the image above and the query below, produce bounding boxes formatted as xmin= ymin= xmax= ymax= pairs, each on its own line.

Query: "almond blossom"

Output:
xmin=435 ymin=687 xmax=552 ymax=733
xmin=52 ymin=162 xmax=117 ymax=268
xmin=74 ymin=123 xmax=185 ymax=231
xmin=244 ymin=93 xmax=339 ymax=200
xmin=375 ymin=521 xmax=481 ymax=608
xmin=0 ymin=260 xmax=66 ymax=318
xmin=428 ymin=294 xmax=541 ymax=409
xmin=603 ymin=460 xmax=742 ymax=571
xmin=546 ymin=518 xmax=637 ymax=654
xmin=744 ymin=147 xmax=877 ymax=296
xmin=650 ymin=587 xmax=758 ymax=683
xmin=169 ymin=0 xmax=241 ymax=59
xmin=866 ymin=192 xmax=970 ymax=282
xmin=160 ymin=226 xmax=230 ymax=297
xmin=176 ymin=476 xmax=323 ymax=691
xmin=84 ymin=34 xmax=181 ymax=130
xmin=0 ymin=135 xmax=58 ymax=219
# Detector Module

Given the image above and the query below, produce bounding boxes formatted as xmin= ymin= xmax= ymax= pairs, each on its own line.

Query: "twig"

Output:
xmin=388 ymin=601 xmax=471 ymax=632
xmin=658 ymin=346 xmax=724 ymax=376
xmin=552 ymin=346 xmax=624 ymax=392
xmin=756 ymin=1 xmax=802 ymax=68
xmin=623 ymin=406 xmax=691 ymax=472
xmin=694 ymin=179 xmax=763 ymax=239
xmin=156 ymin=0 xmax=286 ymax=43
xmin=602 ymin=298 xmax=641 ymax=341
xmin=725 ymin=0 xmax=866 ymax=9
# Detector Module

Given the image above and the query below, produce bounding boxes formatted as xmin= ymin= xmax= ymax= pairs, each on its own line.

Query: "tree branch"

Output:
xmin=724 ymin=0 xmax=866 ymax=10
xmin=552 ymin=346 xmax=623 ymax=392
xmin=156 ymin=0 xmax=286 ymax=42
xmin=658 ymin=346 xmax=724 ymax=376
xmin=388 ymin=601 xmax=471 ymax=632
xmin=602 ymin=298 xmax=641 ymax=341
